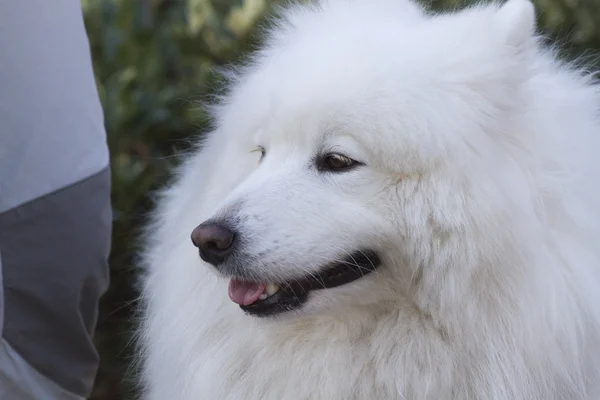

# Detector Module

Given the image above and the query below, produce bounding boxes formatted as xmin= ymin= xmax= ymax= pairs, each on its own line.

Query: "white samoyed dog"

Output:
xmin=138 ymin=0 xmax=600 ymax=398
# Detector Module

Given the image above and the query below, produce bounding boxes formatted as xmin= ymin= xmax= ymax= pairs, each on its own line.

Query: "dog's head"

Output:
xmin=190 ymin=0 xmax=544 ymax=318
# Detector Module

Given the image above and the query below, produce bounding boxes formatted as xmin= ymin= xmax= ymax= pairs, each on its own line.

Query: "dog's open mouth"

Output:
xmin=228 ymin=250 xmax=381 ymax=317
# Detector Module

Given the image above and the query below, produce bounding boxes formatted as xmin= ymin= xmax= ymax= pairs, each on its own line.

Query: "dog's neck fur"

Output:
xmin=141 ymin=253 xmax=599 ymax=400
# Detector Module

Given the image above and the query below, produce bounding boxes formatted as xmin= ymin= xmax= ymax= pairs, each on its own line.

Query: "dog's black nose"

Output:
xmin=191 ymin=222 xmax=236 ymax=266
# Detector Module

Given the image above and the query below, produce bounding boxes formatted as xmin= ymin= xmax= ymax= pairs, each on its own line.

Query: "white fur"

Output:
xmin=138 ymin=0 xmax=600 ymax=398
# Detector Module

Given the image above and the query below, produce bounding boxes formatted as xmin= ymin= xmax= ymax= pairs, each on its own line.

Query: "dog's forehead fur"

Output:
xmin=217 ymin=0 xmax=539 ymax=174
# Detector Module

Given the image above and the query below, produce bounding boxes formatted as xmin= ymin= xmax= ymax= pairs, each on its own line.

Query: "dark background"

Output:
xmin=83 ymin=0 xmax=600 ymax=398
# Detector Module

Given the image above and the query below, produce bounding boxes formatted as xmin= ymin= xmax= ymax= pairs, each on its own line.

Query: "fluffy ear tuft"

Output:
xmin=493 ymin=0 xmax=536 ymax=48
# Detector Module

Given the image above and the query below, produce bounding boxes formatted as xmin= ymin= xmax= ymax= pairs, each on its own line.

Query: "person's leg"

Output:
xmin=0 ymin=167 xmax=111 ymax=399
xmin=0 ymin=0 xmax=111 ymax=400
xmin=0 ymin=1 xmax=111 ymax=396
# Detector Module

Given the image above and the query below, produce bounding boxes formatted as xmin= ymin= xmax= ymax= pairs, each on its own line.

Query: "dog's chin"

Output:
xmin=225 ymin=249 xmax=382 ymax=318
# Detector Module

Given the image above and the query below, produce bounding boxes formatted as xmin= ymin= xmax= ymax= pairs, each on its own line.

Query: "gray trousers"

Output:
xmin=0 ymin=167 xmax=111 ymax=399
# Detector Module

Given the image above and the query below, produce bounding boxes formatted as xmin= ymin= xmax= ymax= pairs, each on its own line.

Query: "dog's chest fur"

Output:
xmin=171 ymin=307 xmax=590 ymax=400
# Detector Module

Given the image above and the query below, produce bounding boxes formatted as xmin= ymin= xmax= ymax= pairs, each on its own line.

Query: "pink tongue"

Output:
xmin=228 ymin=279 xmax=266 ymax=306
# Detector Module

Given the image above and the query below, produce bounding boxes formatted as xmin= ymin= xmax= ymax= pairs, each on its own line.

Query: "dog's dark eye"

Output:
xmin=318 ymin=153 xmax=361 ymax=172
xmin=257 ymin=146 xmax=266 ymax=163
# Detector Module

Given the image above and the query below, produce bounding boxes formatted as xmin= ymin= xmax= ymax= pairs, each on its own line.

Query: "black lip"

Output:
xmin=240 ymin=249 xmax=381 ymax=317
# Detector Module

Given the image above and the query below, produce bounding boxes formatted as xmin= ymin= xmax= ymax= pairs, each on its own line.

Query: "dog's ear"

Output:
xmin=492 ymin=0 xmax=536 ymax=50
xmin=471 ymin=0 xmax=537 ymax=89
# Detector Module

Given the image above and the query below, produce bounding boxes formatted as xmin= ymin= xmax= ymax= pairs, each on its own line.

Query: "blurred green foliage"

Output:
xmin=83 ymin=0 xmax=600 ymax=398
